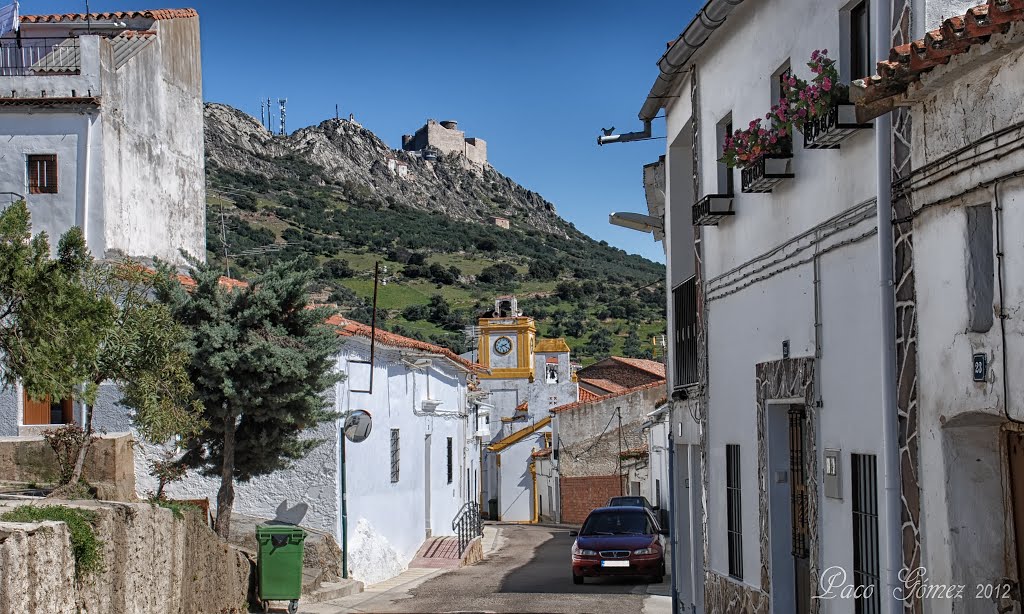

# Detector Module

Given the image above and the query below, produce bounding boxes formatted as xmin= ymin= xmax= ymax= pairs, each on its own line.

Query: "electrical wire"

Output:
xmin=559 ymin=410 xmax=618 ymax=461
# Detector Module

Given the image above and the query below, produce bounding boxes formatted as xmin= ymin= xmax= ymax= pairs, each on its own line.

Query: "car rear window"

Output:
xmin=581 ymin=511 xmax=651 ymax=536
xmin=610 ymin=497 xmax=644 ymax=506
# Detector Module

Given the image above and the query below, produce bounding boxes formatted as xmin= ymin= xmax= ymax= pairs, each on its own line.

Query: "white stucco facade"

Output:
xmin=893 ymin=22 xmax=1024 ymax=613
xmin=71 ymin=332 xmax=482 ymax=585
xmin=647 ymin=1 xmax=901 ymax=611
xmin=0 ymin=12 xmax=205 ymax=264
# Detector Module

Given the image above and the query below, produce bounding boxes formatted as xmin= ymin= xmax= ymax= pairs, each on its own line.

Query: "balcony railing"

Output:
xmin=802 ymin=102 xmax=871 ymax=150
xmin=0 ymin=38 xmax=81 ymax=76
xmin=692 ymin=194 xmax=734 ymax=226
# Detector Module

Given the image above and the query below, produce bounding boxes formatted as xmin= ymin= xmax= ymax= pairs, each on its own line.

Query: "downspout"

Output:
xmin=80 ymin=111 xmax=94 ymax=248
xmin=531 ymin=459 xmax=539 ymax=523
xmin=667 ymin=424 xmax=680 ymax=614
xmin=874 ymin=0 xmax=903 ymax=610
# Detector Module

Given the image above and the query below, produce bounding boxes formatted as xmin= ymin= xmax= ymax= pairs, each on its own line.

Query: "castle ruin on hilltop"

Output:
xmin=402 ymin=119 xmax=487 ymax=167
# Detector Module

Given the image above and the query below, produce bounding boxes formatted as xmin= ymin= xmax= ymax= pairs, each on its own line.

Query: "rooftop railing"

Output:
xmin=0 ymin=38 xmax=81 ymax=76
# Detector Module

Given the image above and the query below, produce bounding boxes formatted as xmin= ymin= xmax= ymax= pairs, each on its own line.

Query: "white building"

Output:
xmin=853 ymin=5 xmax=1024 ymax=612
xmin=605 ymin=1 xmax=1024 ymax=612
xmin=473 ymin=296 xmax=578 ymax=520
xmin=10 ymin=314 xmax=487 ymax=585
xmin=0 ymin=8 xmax=205 ymax=264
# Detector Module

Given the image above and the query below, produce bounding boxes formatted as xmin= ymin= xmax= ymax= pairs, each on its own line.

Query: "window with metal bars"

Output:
xmin=673 ymin=277 xmax=698 ymax=389
xmin=726 ymin=444 xmax=743 ymax=580
xmin=789 ymin=406 xmax=809 ymax=559
xmin=852 ymin=454 xmax=880 ymax=614
xmin=27 ymin=154 xmax=57 ymax=194
xmin=446 ymin=437 xmax=453 ymax=484
xmin=390 ymin=429 xmax=400 ymax=483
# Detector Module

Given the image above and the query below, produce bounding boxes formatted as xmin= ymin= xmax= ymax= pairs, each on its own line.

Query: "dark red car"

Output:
xmin=570 ymin=506 xmax=667 ymax=585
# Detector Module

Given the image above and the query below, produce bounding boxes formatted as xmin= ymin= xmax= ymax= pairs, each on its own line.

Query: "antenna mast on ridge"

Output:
xmin=279 ymin=98 xmax=287 ymax=135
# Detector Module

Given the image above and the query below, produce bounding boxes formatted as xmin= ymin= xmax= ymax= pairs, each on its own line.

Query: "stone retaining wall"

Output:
xmin=0 ymin=500 xmax=251 ymax=614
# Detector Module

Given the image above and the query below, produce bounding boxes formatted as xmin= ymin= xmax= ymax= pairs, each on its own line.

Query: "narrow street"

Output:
xmin=305 ymin=524 xmax=671 ymax=614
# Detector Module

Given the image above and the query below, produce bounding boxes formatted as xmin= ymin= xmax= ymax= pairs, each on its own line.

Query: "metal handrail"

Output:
xmin=451 ymin=501 xmax=482 ymax=555
xmin=0 ymin=38 xmax=81 ymax=76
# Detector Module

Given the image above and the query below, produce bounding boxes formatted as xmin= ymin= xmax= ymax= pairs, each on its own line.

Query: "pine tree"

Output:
xmin=158 ymin=258 xmax=344 ymax=537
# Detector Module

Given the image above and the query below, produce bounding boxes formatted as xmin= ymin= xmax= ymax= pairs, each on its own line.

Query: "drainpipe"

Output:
xmin=530 ymin=460 xmax=539 ymax=523
xmin=874 ymin=0 xmax=903 ymax=610
xmin=80 ymin=112 xmax=94 ymax=249
xmin=667 ymin=424 xmax=680 ymax=614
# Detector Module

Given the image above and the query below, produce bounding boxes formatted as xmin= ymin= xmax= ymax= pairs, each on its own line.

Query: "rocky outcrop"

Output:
xmin=0 ymin=500 xmax=251 ymax=614
xmin=204 ymin=103 xmax=577 ymax=237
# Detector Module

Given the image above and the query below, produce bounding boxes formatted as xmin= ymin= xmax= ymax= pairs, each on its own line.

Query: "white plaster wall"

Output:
xmin=648 ymin=419 xmax=671 ymax=511
xmin=662 ymin=0 xmax=877 ymax=281
xmin=337 ymin=344 xmax=470 ymax=581
xmin=529 ymin=351 xmax=577 ymax=418
xmin=496 ymin=428 xmax=547 ymax=522
xmin=0 ymin=112 xmax=105 ymax=256
xmin=0 ymin=387 xmax=17 ymax=436
xmin=814 ymin=236 xmax=887 ymax=584
xmin=99 ymin=17 xmax=205 ymax=264
xmin=906 ymin=36 xmax=1024 ymax=606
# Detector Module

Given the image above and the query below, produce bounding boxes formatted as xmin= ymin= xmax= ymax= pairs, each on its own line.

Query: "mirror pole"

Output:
xmin=341 ymin=433 xmax=348 ymax=579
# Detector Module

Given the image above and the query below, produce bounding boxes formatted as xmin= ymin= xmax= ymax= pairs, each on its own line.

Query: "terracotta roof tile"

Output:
xmin=531 ymin=448 xmax=553 ymax=459
xmin=853 ymin=0 xmax=1024 ymax=108
xmin=20 ymin=8 xmax=198 ymax=23
xmin=579 ymin=378 xmax=628 ymax=394
xmin=552 ymin=380 xmax=665 ymax=414
xmin=326 ymin=314 xmax=486 ymax=374
xmin=579 ymin=388 xmax=601 ymax=403
xmin=515 ymin=400 xmax=529 ymax=412
xmin=608 ymin=356 xmax=667 ymax=378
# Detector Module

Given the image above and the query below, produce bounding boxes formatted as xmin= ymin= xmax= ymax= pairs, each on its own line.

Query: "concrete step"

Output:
xmin=302 ymin=579 xmax=364 ymax=603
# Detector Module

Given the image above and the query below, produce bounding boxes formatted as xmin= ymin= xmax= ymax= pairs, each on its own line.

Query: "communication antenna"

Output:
xmin=335 ymin=104 xmax=339 ymax=121
xmin=260 ymin=99 xmax=265 ymax=129
xmin=279 ymin=98 xmax=287 ymax=135
xmin=266 ymin=97 xmax=272 ymax=132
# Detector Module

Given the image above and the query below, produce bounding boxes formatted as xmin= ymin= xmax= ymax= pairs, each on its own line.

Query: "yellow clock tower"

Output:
xmin=477 ymin=296 xmax=536 ymax=380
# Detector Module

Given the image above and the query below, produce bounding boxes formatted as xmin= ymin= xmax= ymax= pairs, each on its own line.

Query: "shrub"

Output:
xmin=1 ymin=505 xmax=102 ymax=577
xmin=42 ymin=425 xmax=91 ymax=485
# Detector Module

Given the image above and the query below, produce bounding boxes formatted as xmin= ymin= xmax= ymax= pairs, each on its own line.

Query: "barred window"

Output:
xmin=390 ymin=429 xmax=400 ymax=483
xmin=27 ymin=154 xmax=57 ymax=194
xmin=726 ymin=444 xmax=743 ymax=580
xmin=447 ymin=437 xmax=453 ymax=484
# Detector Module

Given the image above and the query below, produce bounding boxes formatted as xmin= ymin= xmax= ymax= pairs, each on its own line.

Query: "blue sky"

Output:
xmin=33 ymin=0 xmax=701 ymax=262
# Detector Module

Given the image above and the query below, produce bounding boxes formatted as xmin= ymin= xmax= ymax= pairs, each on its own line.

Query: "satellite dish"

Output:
xmin=344 ymin=410 xmax=372 ymax=443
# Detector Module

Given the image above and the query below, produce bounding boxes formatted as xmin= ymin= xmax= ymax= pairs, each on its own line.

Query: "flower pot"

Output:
xmin=741 ymin=154 xmax=794 ymax=194
xmin=692 ymin=194 xmax=734 ymax=226
xmin=802 ymin=103 xmax=872 ymax=149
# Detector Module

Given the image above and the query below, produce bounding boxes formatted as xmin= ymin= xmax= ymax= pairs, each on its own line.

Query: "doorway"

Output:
xmin=768 ymin=403 xmax=810 ymax=614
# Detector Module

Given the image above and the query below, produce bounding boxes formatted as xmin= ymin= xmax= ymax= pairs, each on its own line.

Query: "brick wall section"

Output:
xmin=560 ymin=474 xmax=623 ymax=524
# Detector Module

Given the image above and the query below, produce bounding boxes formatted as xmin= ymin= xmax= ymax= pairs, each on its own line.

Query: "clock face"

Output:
xmin=494 ymin=336 xmax=513 ymax=355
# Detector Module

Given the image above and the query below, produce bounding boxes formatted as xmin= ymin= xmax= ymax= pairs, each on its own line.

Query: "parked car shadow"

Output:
xmin=499 ymin=530 xmax=668 ymax=595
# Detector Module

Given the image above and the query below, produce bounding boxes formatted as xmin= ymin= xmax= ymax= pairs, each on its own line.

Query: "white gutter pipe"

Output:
xmin=873 ymin=0 xmax=903 ymax=610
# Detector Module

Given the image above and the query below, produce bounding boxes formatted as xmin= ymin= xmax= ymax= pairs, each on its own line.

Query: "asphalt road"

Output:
xmin=310 ymin=524 xmax=671 ymax=614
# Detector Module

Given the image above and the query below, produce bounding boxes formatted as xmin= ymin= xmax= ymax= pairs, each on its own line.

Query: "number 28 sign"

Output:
xmin=973 ymin=353 xmax=988 ymax=383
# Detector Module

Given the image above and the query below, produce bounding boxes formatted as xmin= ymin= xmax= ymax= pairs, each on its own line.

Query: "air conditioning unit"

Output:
xmin=421 ymin=399 xmax=442 ymax=412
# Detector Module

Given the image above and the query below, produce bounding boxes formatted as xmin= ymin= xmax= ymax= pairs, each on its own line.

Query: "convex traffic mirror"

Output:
xmin=344 ymin=410 xmax=372 ymax=443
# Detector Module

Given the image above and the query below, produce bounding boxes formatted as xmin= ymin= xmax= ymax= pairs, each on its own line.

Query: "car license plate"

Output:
xmin=601 ymin=560 xmax=629 ymax=568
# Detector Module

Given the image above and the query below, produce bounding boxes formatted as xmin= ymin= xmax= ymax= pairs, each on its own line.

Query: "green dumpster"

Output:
xmin=257 ymin=524 xmax=306 ymax=614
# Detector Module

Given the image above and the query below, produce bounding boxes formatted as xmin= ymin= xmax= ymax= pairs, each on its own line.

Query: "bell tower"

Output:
xmin=478 ymin=295 xmax=536 ymax=379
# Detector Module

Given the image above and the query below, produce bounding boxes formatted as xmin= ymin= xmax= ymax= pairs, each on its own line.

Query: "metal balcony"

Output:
xmin=692 ymin=194 xmax=734 ymax=226
xmin=0 ymin=38 xmax=81 ymax=76
xmin=802 ymin=102 xmax=872 ymax=150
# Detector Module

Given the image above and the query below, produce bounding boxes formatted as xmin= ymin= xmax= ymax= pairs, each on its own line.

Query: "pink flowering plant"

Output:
xmin=720 ymin=50 xmax=845 ymax=169
xmin=720 ymin=118 xmax=788 ymax=169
